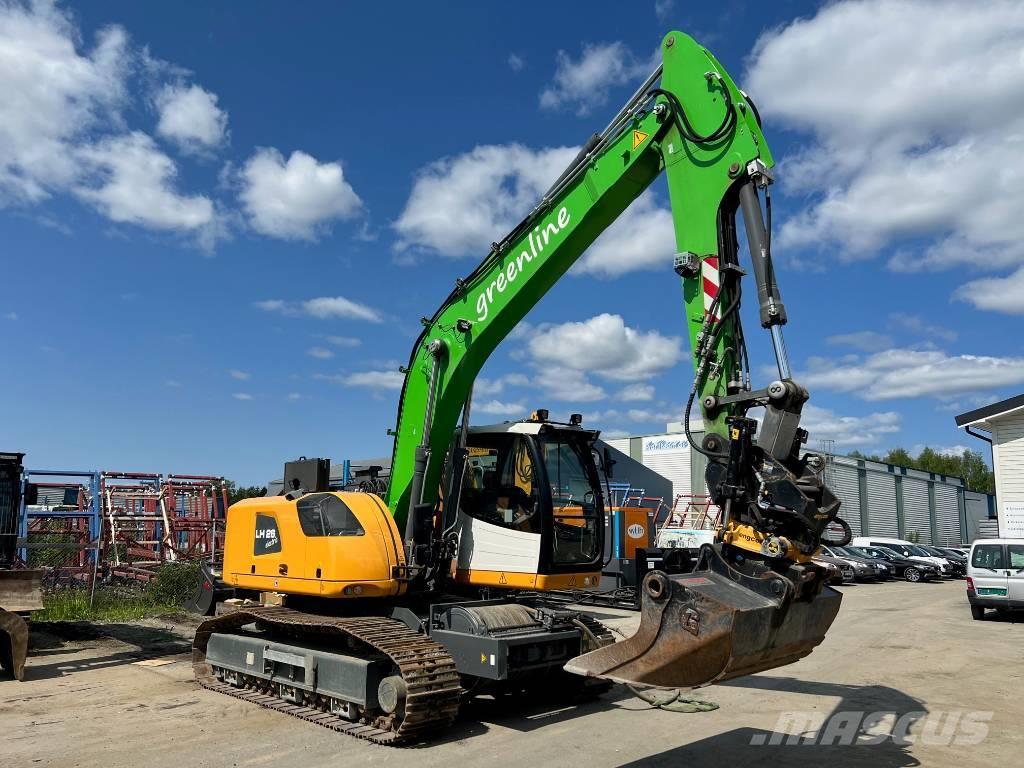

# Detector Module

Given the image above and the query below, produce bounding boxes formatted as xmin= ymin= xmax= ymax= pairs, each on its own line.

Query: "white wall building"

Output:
xmin=957 ymin=394 xmax=1024 ymax=538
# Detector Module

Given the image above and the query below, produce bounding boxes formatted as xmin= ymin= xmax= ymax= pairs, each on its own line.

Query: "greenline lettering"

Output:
xmin=474 ymin=206 xmax=571 ymax=322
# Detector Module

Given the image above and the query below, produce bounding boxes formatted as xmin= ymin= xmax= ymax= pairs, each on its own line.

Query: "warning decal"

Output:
xmin=632 ymin=129 xmax=650 ymax=150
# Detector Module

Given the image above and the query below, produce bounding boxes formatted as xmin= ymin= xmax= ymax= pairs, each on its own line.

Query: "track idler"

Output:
xmin=564 ymin=545 xmax=841 ymax=688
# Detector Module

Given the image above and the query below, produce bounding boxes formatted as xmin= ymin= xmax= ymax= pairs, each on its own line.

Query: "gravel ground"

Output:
xmin=2 ymin=579 xmax=1021 ymax=768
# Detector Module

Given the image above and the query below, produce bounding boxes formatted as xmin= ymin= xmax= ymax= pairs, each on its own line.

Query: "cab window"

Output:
xmin=460 ymin=436 xmax=541 ymax=533
xmin=1008 ymin=545 xmax=1024 ymax=570
xmin=541 ymin=438 xmax=600 ymax=566
xmin=972 ymin=544 xmax=1005 ymax=570
xmin=297 ymin=494 xmax=365 ymax=536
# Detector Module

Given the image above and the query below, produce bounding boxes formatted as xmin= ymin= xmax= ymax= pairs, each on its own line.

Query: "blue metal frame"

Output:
xmin=19 ymin=469 xmax=102 ymax=564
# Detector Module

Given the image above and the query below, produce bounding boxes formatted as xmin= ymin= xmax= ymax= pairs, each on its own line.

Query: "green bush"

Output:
xmin=35 ymin=562 xmax=201 ymax=622
xmin=147 ymin=562 xmax=202 ymax=605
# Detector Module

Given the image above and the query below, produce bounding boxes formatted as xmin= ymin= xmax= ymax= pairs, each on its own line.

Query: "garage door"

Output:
xmin=935 ymin=484 xmax=962 ymax=546
xmin=829 ymin=463 xmax=861 ymax=538
xmin=865 ymin=472 xmax=899 ymax=536
xmin=902 ymin=477 xmax=931 ymax=544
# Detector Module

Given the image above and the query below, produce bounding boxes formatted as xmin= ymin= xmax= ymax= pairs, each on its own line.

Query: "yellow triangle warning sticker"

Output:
xmin=632 ymin=129 xmax=649 ymax=150
xmin=481 ymin=653 xmax=487 ymax=664
xmin=498 ymin=572 xmax=507 ymax=585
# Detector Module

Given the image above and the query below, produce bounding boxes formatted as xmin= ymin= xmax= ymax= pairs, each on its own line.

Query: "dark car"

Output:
xmin=920 ymin=545 xmax=966 ymax=578
xmin=820 ymin=545 xmax=884 ymax=581
xmin=853 ymin=545 xmax=941 ymax=583
xmin=830 ymin=545 xmax=897 ymax=580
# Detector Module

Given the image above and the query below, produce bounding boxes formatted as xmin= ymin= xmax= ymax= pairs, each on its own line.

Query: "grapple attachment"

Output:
xmin=564 ymin=546 xmax=841 ymax=688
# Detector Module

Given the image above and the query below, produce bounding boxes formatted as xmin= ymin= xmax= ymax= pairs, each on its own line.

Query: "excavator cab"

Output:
xmin=450 ymin=414 xmax=605 ymax=590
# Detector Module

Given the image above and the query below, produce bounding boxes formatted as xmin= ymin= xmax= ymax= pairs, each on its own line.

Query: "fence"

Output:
xmin=16 ymin=467 xmax=227 ymax=595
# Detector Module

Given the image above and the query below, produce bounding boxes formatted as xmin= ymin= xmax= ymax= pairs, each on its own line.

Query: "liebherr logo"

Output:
xmin=474 ymin=206 xmax=571 ymax=322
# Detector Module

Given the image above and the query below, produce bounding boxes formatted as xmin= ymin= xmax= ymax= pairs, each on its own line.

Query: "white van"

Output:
xmin=850 ymin=536 xmax=951 ymax=575
xmin=967 ymin=538 xmax=1024 ymax=620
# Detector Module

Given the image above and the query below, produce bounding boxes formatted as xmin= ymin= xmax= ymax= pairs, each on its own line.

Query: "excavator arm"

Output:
xmin=384 ymin=31 xmax=844 ymax=688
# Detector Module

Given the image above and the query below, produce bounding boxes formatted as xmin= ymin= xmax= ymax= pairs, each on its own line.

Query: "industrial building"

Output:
xmin=957 ymin=393 xmax=1024 ymax=538
xmin=607 ymin=425 xmax=994 ymax=546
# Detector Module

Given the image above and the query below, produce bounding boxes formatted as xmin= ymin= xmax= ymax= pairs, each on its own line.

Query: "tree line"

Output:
xmin=846 ymin=446 xmax=994 ymax=494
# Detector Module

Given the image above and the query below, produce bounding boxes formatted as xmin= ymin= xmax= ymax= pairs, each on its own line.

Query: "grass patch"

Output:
xmin=34 ymin=562 xmax=201 ymax=622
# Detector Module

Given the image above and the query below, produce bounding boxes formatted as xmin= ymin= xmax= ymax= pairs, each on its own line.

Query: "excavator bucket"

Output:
xmin=0 ymin=570 xmax=43 ymax=681
xmin=565 ymin=547 xmax=841 ymax=688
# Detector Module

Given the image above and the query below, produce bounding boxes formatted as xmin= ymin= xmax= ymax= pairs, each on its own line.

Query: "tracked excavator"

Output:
xmin=191 ymin=31 xmax=846 ymax=743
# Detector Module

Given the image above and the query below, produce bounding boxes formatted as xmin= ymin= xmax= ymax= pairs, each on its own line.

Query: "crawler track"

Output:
xmin=193 ymin=606 xmax=462 ymax=745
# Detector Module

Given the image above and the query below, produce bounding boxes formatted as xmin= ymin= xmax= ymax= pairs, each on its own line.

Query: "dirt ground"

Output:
xmin=3 ymin=579 xmax=1021 ymax=768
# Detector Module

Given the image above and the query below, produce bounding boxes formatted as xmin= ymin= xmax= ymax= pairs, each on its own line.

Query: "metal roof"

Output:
xmin=955 ymin=393 xmax=1024 ymax=429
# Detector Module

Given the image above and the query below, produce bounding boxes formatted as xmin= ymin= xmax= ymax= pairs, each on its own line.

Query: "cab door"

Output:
xmin=1006 ymin=544 xmax=1024 ymax=605
xmin=970 ymin=543 xmax=1009 ymax=607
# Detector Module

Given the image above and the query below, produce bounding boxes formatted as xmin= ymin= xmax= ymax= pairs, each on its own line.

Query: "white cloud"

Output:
xmin=255 ymin=296 xmax=382 ymax=323
xmin=164 ymin=379 xmax=181 ymax=388
xmin=0 ymin=1 xmax=128 ymax=203
xmin=239 ymin=148 xmax=362 ymax=240
xmin=747 ymin=0 xmax=1024 ymax=282
xmin=617 ymin=383 xmax=655 ymax=401
xmin=0 ymin=3 xmax=222 ymax=247
xmin=799 ymin=403 xmax=901 ymax=449
xmin=341 ymin=370 xmax=404 ymax=390
xmin=654 ymin=0 xmax=675 ymax=23
xmin=394 ymin=144 xmax=576 ymax=256
xmin=307 ymin=346 xmax=334 ymax=359
xmin=303 ymin=297 xmax=381 ymax=322
xmin=155 ymin=83 xmax=228 ymax=152
xmin=888 ymin=313 xmax=957 ymax=343
xmin=586 ymin=404 xmax=681 ymax=428
xmin=527 ymin=314 xmax=681 ymax=382
xmin=4 ymin=312 xmax=16 ymax=320
xmin=232 ymin=392 xmax=253 ymax=401
xmin=508 ymin=53 xmax=524 ymax=72
xmin=533 ymin=368 xmax=606 ymax=402
xmin=286 ymin=392 xmax=303 ymax=401
xmin=540 ymin=42 xmax=654 ymax=116
xmin=826 ymin=331 xmax=892 ymax=352
xmin=394 ymin=143 xmax=674 ymax=276
xmin=229 ymin=369 xmax=250 ymax=380
xmin=324 ymin=335 xmax=361 ymax=348
xmin=799 ymin=348 xmax=1024 ymax=401
xmin=74 ymin=131 xmax=218 ymax=240
xmin=573 ymin=192 xmax=674 ymax=277
xmin=474 ymin=399 xmax=527 ymax=417
xmin=474 ymin=373 xmax=530 ymax=396
xmin=956 ymin=267 xmax=1024 ymax=315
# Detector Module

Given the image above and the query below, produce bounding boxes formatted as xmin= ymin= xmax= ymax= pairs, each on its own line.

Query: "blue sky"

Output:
xmin=3 ymin=0 xmax=1022 ymax=485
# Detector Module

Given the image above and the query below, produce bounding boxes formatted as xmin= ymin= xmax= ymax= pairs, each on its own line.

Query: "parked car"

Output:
xmin=852 ymin=545 xmax=941 ymax=582
xmin=920 ymin=545 xmax=966 ymax=578
xmin=820 ymin=545 xmax=883 ymax=581
xmin=829 ymin=545 xmax=897 ymax=580
xmin=814 ymin=554 xmax=855 ymax=584
xmin=936 ymin=546 xmax=969 ymax=560
xmin=851 ymin=537 xmax=951 ymax=576
xmin=967 ymin=538 xmax=1024 ymax=620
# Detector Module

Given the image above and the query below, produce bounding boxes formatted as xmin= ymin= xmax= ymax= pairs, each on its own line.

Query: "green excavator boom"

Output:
xmin=384 ymin=32 xmax=772 ymax=532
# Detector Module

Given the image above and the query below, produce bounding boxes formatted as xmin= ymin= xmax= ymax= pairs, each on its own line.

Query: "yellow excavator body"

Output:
xmin=222 ymin=493 xmax=407 ymax=599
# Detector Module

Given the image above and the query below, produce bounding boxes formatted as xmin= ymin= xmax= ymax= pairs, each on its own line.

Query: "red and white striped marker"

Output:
xmin=702 ymin=256 xmax=721 ymax=321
